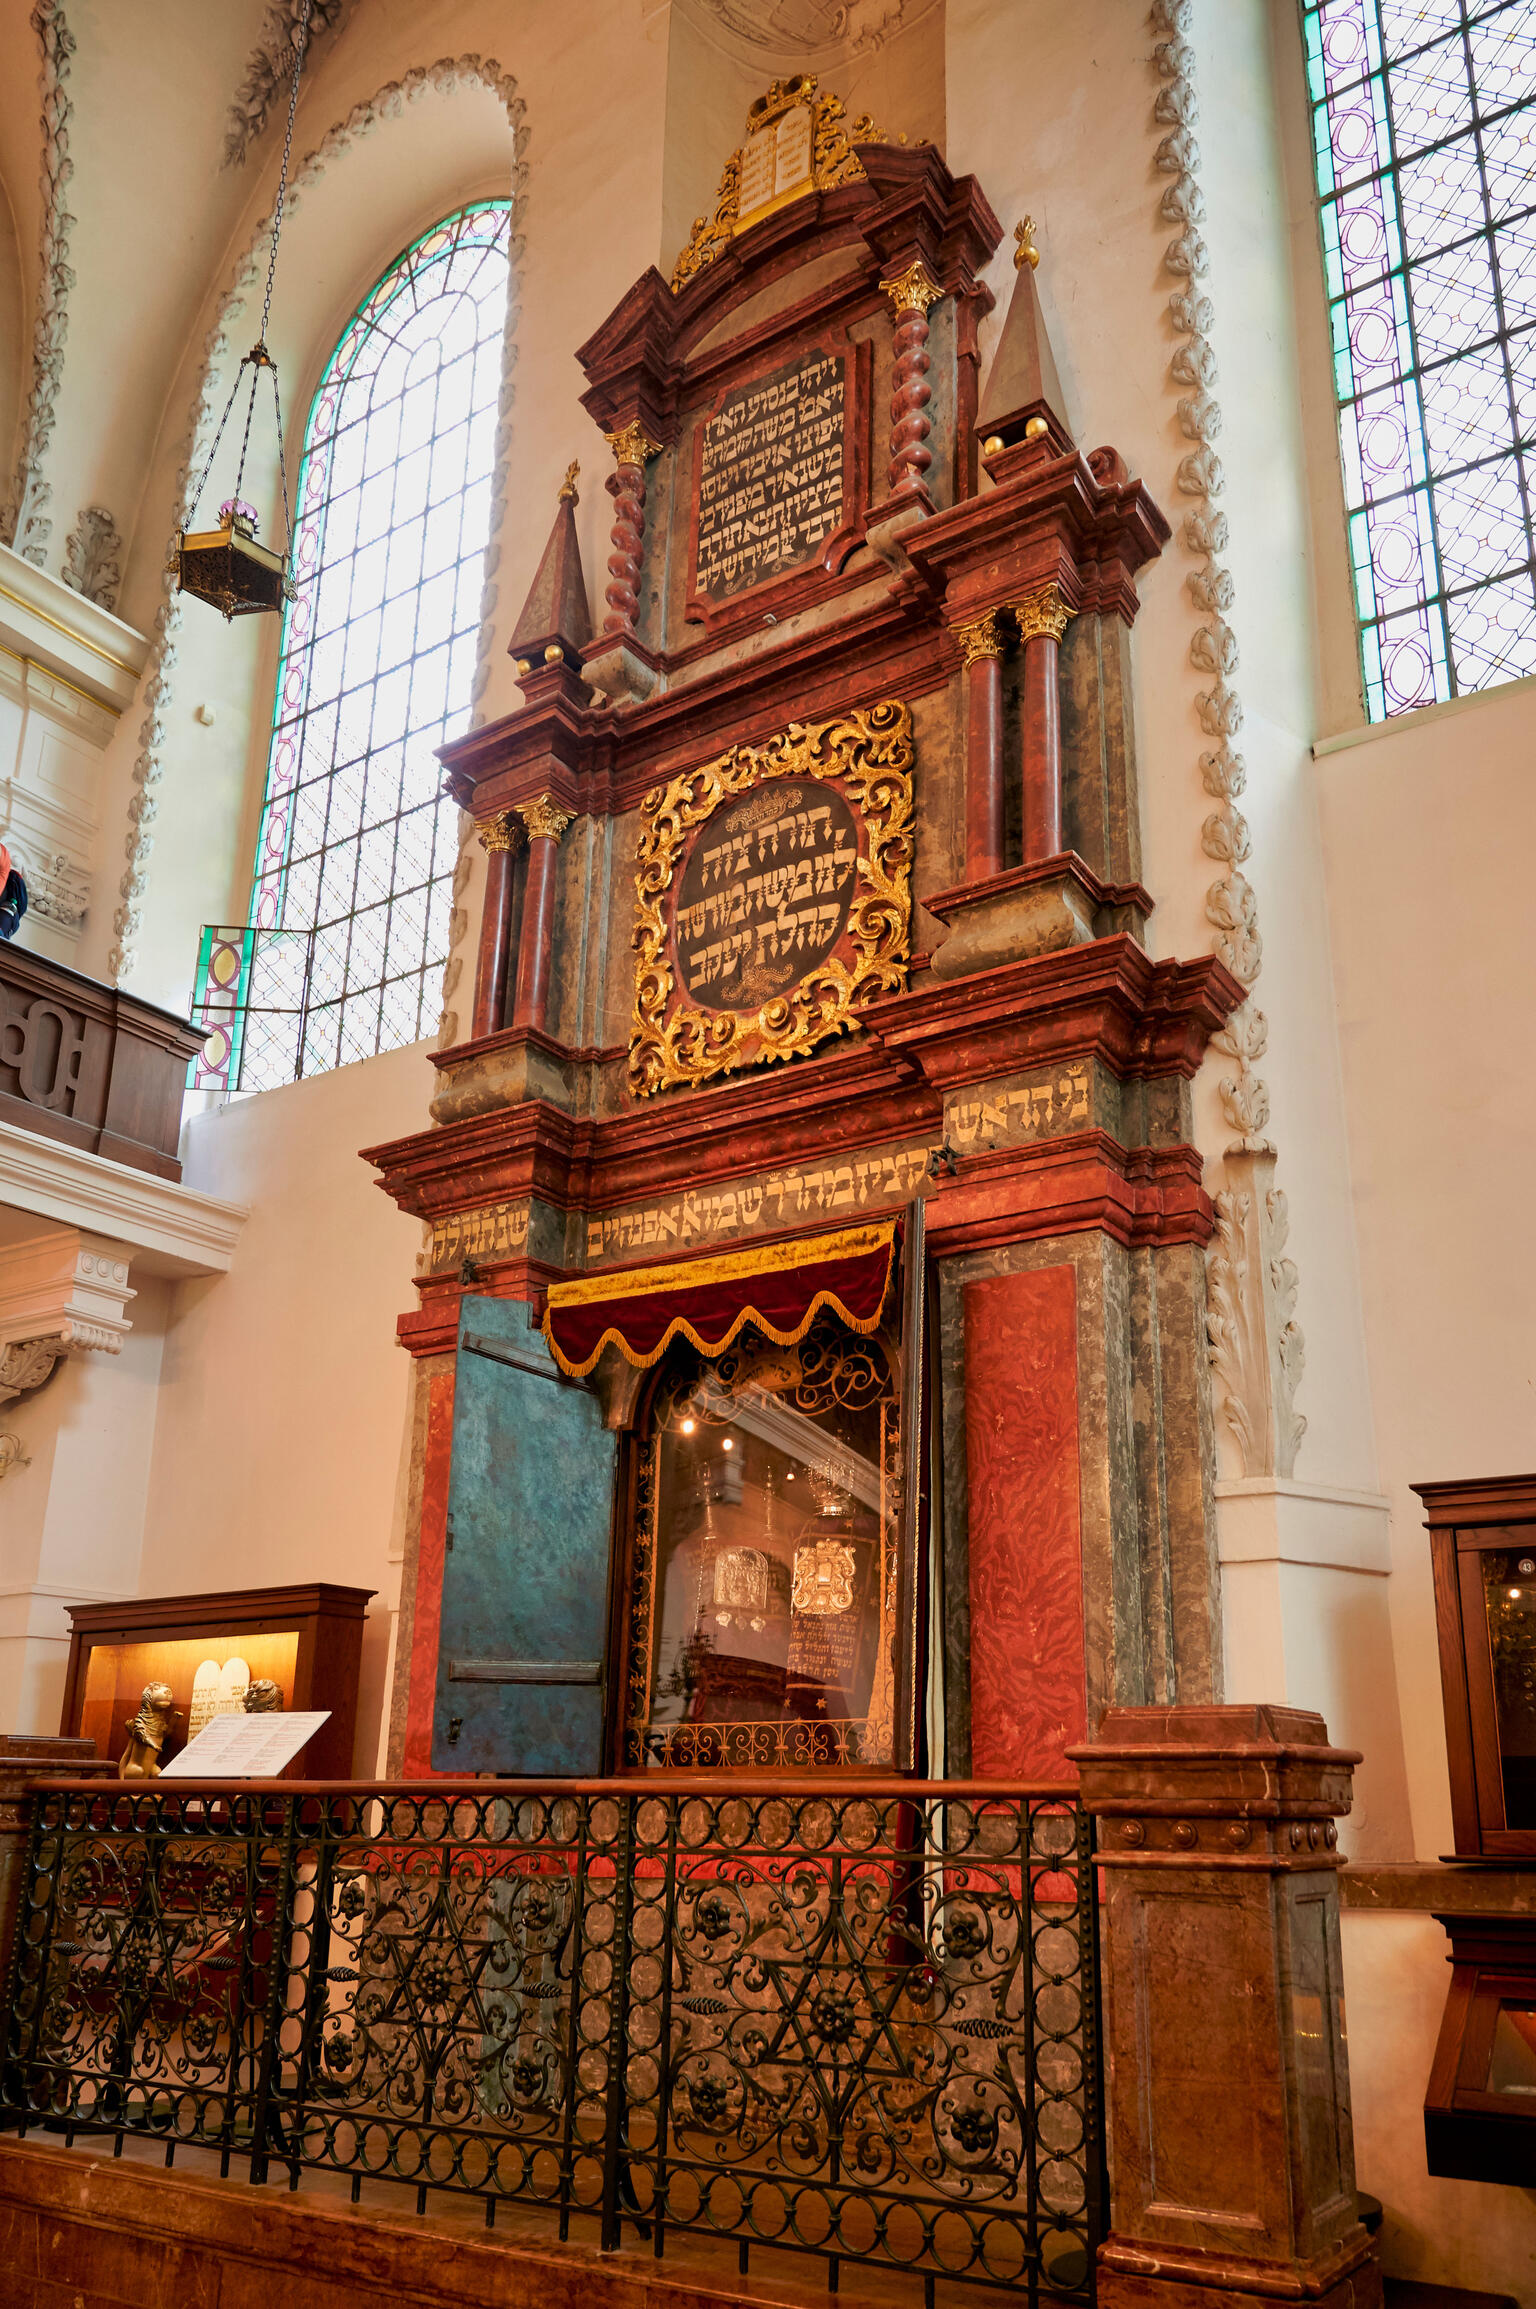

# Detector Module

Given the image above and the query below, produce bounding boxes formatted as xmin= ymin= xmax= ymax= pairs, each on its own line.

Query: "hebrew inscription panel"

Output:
xmin=694 ymin=350 xmax=845 ymax=602
xmin=675 ymin=779 xmax=858 ymax=1011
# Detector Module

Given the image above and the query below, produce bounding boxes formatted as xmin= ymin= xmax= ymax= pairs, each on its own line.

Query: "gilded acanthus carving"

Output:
xmin=952 ymin=612 xmax=1004 ymax=666
xmin=1152 ymin=0 xmax=1305 ymax=1472
xmin=1014 ymin=585 xmax=1071 ymax=646
xmin=110 ymin=55 xmax=528 ymax=986
xmin=61 ymin=504 xmax=122 ymax=611
xmin=629 ymin=700 xmax=913 ymax=1098
xmin=2 ymin=0 xmax=75 ymax=565
xmin=519 ymin=795 xmax=574 ymax=845
xmin=475 ymin=813 xmax=516 ymax=854
xmin=670 ymin=78 xmax=882 ymax=293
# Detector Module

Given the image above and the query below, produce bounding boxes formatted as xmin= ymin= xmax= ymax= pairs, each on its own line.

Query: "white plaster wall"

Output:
xmin=1315 ymin=675 xmax=1536 ymax=1864
xmin=0 ymin=1275 xmax=168 ymax=1737
xmin=136 ymin=1041 xmax=430 ymax=1773
xmin=1343 ymin=1910 xmax=1536 ymax=2296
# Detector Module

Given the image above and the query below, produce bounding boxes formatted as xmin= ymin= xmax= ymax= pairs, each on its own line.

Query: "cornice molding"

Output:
xmin=0 ymin=542 xmax=148 ymax=713
xmin=0 ymin=1227 xmax=135 ymax=1358
xmin=0 ymin=1120 xmax=246 ymax=1275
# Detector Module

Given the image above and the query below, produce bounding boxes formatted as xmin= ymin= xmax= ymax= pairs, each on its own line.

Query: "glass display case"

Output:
xmin=633 ymin=1312 xmax=903 ymax=1769
xmin=60 ymin=1583 xmax=375 ymax=1779
xmin=1416 ymin=1473 xmax=1536 ymax=1857
xmin=1425 ymin=1915 xmax=1536 ymax=2184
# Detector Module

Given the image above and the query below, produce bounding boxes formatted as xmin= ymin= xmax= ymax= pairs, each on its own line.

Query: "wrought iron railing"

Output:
xmin=1 ymin=1777 xmax=1104 ymax=2302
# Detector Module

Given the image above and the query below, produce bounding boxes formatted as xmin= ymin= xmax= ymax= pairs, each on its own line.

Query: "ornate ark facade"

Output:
xmin=364 ymin=79 xmax=1245 ymax=1785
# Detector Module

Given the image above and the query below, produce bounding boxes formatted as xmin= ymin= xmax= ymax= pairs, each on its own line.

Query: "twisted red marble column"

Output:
xmin=602 ymin=419 xmax=659 ymax=634
xmin=471 ymin=813 xmax=517 ymax=1040
xmin=1014 ymin=584 xmax=1072 ymax=864
xmin=511 ymin=794 xmax=574 ymax=1035
xmin=954 ymin=611 xmax=1006 ymax=882
xmin=882 ymin=259 xmax=941 ymax=498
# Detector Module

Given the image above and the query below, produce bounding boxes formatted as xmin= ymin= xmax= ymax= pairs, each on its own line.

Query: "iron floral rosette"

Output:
xmin=628 ymin=698 xmax=914 ymax=1099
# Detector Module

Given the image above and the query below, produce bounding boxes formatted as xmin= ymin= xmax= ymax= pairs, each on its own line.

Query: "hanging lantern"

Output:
xmin=170 ymin=0 xmax=312 ymax=620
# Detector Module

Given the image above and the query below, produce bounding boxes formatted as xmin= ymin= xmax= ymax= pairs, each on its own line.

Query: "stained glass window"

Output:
xmin=1301 ymin=2 xmax=1536 ymax=719
xmin=192 ymin=201 xmax=511 ymax=1092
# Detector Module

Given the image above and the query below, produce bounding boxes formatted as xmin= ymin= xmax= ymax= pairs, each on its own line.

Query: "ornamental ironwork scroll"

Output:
xmin=2 ymin=1778 xmax=1104 ymax=2298
xmin=628 ymin=699 xmax=913 ymax=1099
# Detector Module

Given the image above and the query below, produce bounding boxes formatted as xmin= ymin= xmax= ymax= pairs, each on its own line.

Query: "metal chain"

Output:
xmin=260 ymin=0 xmax=314 ymax=347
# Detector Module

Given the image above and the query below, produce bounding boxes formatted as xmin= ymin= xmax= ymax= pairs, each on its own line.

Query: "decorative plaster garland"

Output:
xmin=224 ymin=0 xmax=355 ymax=168
xmin=1151 ymin=0 xmax=1306 ymax=1478
xmin=61 ymin=503 xmax=121 ymax=610
xmin=2 ymin=0 xmax=76 ymax=566
xmin=108 ymin=55 xmax=528 ymax=987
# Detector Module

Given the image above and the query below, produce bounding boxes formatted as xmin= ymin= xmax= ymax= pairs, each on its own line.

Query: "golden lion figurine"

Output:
xmin=118 ymin=1682 xmax=181 ymax=1778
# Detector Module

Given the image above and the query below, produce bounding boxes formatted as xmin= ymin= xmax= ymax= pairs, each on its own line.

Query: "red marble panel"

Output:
xmin=963 ymin=1264 xmax=1085 ymax=1779
xmin=402 ymin=1368 xmax=455 ymax=1777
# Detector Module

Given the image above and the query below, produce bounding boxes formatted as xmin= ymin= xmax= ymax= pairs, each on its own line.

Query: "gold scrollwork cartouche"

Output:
xmin=628 ymin=699 xmax=914 ymax=1099
xmin=670 ymin=77 xmax=884 ymax=294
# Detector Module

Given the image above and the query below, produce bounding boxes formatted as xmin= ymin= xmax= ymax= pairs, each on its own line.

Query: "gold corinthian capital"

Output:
xmin=882 ymin=259 xmax=942 ymax=318
xmin=475 ymin=812 xmax=516 ymax=854
xmin=520 ymin=793 xmax=575 ymax=844
xmin=604 ymin=420 xmax=661 ymax=469
xmin=1013 ymin=584 xmax=1072 ymax=645
xmin=952 ymin=610 xmax=1005 ymax=667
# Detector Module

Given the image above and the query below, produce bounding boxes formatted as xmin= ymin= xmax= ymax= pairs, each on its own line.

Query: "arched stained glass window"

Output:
xmin=192 ymin=200 xmax=512 ymax=1091
xmin=1302 ymin=3 xmax=1536 ymax=720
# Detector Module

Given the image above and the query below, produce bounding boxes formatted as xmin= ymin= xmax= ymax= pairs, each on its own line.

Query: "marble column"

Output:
xmin=1014 ymin=582 xmax=1071 ymax=863
xmin=953 ymin=610 xmax=1006 ymax=882
xmin=511 ymin=794 xmax=574 ymax=1036
xmin=470 ymin=812 xmax=517 ymax=1041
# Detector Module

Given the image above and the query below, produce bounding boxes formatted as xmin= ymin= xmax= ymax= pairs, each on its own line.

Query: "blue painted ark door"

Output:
xmin=433 ymin=1296 xmax=618 ymax=1774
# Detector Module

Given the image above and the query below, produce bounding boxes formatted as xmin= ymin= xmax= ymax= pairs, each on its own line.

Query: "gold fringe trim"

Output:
xmin=541 ymin=1219 xmax=897 ymax=1381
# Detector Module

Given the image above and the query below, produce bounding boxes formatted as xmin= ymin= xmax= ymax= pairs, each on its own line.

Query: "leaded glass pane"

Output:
xmin=1302 ymin=0 xmax=1536 ymax=718
xmin=211 ymin=201 xmax=510 ymax=1090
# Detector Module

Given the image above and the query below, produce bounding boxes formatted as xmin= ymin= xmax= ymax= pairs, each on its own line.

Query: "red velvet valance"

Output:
xmin=542 ymin=1219 xmax=898 ymax=1380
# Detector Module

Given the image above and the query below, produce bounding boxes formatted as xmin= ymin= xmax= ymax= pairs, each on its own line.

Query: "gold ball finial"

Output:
xmin=543 ymin=643 xmax=565 ymax=664
xmin=558 ymin=459 xmax=580 ymax=504
xmin=1014 ymin=216 xmax=1040 ymax=271
xmin=1024 ymin=415 xmax=1050 ymax=441
xmin=982 ymin=434 xmax=1004 ymax=455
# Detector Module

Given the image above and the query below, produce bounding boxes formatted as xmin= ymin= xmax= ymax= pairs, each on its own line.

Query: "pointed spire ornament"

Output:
xmin=976 ymin=214 xmax=1074 ymax=459
xmin=509 ymin=462 xmax=594 ymax=673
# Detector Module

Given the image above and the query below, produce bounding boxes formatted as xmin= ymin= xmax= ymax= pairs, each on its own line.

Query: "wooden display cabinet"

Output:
xmin=1425 ymin=1914 xmax=1536 ymax=2184
xmin=60 ymin=1584 xmax=375 ymax=1779
xmin=1417 ymin=1473 xmax=1536 ymax=1858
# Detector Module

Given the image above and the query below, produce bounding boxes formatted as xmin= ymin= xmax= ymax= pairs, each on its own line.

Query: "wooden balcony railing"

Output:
xmin=0 ymin=1775 xmax=1104 ymax=2303
xmin=0 ymin=942 xmax=204 ymax=1180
